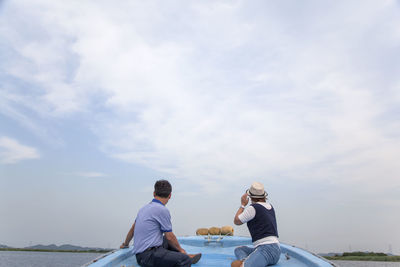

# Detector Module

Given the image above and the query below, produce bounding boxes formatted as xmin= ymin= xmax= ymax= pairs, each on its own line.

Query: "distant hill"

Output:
xmin=0 ymin=243 xmax=111 ymax=252
xmin=24 ymin=244 xmax=107 ymax=251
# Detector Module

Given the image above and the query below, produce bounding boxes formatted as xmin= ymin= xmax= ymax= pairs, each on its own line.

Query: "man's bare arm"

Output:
xmin=164 ymin=231 xmax=186 ymax=254
xmin=234 ymin=193 xmax=249 ymax=225
xmin=120 ymin=222 xmax=135 ymax=248
xmin=234 ymin=208 xmax=244 ymax=225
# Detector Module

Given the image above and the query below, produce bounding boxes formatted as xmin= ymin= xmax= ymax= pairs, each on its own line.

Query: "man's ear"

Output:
xmin=153 ymin=192 xmax=156 ymax=197
xmin=168 ymin=193 xmax=171 ymax=199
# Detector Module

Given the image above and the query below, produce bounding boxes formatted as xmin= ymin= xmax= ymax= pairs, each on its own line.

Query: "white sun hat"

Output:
xmin=246 ymin=182 xmax=268 ymax=198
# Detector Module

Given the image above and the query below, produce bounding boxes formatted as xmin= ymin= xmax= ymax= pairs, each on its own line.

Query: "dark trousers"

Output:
xmin=136 ymin=236 xmax=191 ymax=267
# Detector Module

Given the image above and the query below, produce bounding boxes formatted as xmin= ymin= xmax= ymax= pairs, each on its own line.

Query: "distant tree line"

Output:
xmin=324 ymin=251 xmax=400 ymax=262
xmin=343 ymin=252 xmax=387 ymax=257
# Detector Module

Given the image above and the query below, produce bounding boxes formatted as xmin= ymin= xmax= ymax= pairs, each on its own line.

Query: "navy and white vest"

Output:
xmin=246 ymin=203 xmax=279 ymax=243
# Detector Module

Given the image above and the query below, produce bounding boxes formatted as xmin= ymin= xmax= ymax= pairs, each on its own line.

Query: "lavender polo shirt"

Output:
xmin=133 ymin=199 xmax=172 ymax=254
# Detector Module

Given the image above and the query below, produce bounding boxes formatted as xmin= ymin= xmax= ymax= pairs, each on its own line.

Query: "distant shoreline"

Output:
xmin=0 ymin=248 xmax=112 ymax=253
xmin=324 ymin=255 xmax=400 ymax=262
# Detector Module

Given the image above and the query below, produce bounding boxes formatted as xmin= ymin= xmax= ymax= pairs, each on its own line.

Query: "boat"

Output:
xmin=84 ymin=236 xmax=337 ymax=267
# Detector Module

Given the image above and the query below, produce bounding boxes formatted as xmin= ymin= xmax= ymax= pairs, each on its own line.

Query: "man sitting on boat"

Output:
xmin=120 ymin=179 xmax=201 ymax=267
xmin=231 ymin=182 xmax=281 ymax=267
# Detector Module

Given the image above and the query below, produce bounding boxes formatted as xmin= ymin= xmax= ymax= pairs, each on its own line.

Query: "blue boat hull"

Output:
xmin=84 ymin=236 xmax=336 ymax=267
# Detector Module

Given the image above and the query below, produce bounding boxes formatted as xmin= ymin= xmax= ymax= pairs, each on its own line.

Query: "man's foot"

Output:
xmin=231 ymin=260 xmax=244 ymax=267
xmin=189 ymin=253 xmax=202 ymax=264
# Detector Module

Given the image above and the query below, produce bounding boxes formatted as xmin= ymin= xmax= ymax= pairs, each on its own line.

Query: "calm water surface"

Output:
xmin=2 ymin=252 xmax=400 ymax=267
xmin=332 ymin=260 xmax=400 ymax=267
xmin=0 ymin=251 xmax=101 ymax=267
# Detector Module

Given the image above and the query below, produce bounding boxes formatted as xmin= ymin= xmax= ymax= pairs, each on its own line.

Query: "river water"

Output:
xmin=0 ymin=251 xmax=100 ymax=267
xmin=332 ymin=260 xmax=400 ymax=267
xmin=1 ymin=251 xmax=400 ymax=267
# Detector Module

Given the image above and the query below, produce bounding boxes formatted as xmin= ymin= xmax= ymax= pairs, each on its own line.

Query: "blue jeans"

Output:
xmin=135 ymin=236 xmax=191 ymax=267
xmin=235 ymin=243 xmax=281 ymax=267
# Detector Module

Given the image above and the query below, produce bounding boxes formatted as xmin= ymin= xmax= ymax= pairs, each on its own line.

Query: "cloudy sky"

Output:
xmin=1 ymin=0 xmax=400 ymax=254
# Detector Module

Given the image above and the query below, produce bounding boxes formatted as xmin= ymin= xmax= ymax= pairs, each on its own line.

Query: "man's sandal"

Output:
xmin=189 ymin=253 xmax=202 ymax=264
xmin=231 ymin=260 xmax=244 ymax=267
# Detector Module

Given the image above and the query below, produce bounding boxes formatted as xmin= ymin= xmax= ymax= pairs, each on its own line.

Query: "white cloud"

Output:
xmin=1 ymin=0 xmax=400 ymax=191
xmin=0 ymin=136 xmax=40 ymax=164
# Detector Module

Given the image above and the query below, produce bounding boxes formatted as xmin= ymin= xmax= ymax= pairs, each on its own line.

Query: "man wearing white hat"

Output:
xmin=231 ymin=182 xmax=280 ymax=267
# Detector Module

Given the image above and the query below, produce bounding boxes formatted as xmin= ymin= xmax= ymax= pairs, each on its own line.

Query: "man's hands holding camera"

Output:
xmin=241 ymin=193 xmax=249 ymax=208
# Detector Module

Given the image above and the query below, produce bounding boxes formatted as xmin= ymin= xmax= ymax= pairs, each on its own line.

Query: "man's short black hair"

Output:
xmin=154 ymin=180 xmax=172 ymax=198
